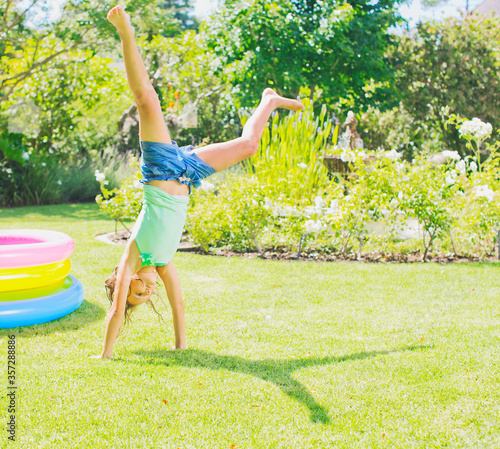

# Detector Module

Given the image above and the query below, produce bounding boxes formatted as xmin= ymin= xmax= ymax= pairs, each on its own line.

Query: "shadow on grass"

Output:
xmin=121 ymin=344 xmax=430 ymax=424
xmin=0 ymin=299 xmax=104 ymax=337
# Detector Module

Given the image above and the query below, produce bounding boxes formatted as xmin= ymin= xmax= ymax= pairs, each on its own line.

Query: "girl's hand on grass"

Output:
xmin=90 ymin=354 xmax=112 ymax=359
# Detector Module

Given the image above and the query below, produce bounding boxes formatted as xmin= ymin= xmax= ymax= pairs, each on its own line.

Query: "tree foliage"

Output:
xmin=4 ymin=41 xmax=130 ymax=156
xmin=140 ymin=30 xmax=238 ymax=145
xmin=0 ymin=0 xmax=196 ymax=104
xmin=391 ymin=14 xmax=500 ymax=153
xmin=0 ymin=0 xmax=115 ymax=103
xmin=202 ymin=0 xmax=403 ymax=109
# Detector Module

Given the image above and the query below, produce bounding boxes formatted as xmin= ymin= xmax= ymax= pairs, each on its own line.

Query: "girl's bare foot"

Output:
xmin=262 ymin=88 xmax=304 ymax=112
xmin=107 ymin=5 xmax=134 ymax=36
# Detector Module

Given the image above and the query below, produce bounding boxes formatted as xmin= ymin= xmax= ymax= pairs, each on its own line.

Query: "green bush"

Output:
xmin=94 ymin=109 xmax=500 ymax=260
xmin=186 ymin=175 xmax=271 ymax=252
xmin=0 ymin=148 xmax=100 ymax=207
xmin=0 ymin=132 xmax=135 ymax=207
xmin=95 ymin=156 xmax=143 ymax=224
xmin=186 ymin=115 xmax=500 ymax=260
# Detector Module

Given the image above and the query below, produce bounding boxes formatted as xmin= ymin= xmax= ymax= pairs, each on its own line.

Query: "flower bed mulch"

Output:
xmin=199 ymin=249 xmax=492 ymax=263
xmin=95 ymin=230 xmax=496 ymax=263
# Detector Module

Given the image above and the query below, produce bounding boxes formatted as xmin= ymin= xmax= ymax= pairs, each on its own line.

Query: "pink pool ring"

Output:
xmin=0 ymin=230 xmax=74 ymax=269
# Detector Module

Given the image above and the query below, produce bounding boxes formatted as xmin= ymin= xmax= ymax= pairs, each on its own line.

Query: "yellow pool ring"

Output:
xmin=0 ymin=278 xmax=67 ymax=302
xmin=0 ymin=259 xmax=71 ymax=292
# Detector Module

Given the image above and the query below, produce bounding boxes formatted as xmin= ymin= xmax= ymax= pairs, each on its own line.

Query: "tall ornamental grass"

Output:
xmin=240 ymin=98 xmax=334 ymax=200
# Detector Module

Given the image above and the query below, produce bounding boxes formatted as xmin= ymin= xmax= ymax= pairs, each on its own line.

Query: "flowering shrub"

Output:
xmin=186 ymin=175 xmax=271 ymax=252
xmin=397 ymin=157 xmax=456 ymax=260
xmin=441 ymin=113 xmax=500 ymax=256
xmin=95 ymin=157 xmax=143 ymax=224
xmin=186 ymin=114 xmax=499 ymax=259
xmin=95 ymin=111 xmax=500 ymax=260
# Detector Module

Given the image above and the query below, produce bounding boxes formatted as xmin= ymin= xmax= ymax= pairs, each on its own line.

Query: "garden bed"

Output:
xmin=96 ymin=230 xmax=495 ymax=263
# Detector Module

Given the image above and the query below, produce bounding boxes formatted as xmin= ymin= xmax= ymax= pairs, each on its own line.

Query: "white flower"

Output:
xmin=325 ymin=199 xmax=339 ymax=215
xmin=200 ymin=180 xmax=215 ymax=193
xmin=442 ymin=150 xmax=461 ymax=161
xmin=298 ymin=162 xmax=307 ymax=169
xmin=340 ymin=150 xmax=355 ymax=162
xmin=304 ymin=206 xmax=316 ymax=215
xmin=57 ymin=180 xmax=62 ymax=185
xmin=456 ymin=160 xmax=466 ymax=175
xmin=305 ymin=219 xmax=326 ymax=233
xmin=48 ymin=148 xmax=54 ymax=154
xmin=445 ymin=175 xmax=456 ymax=185
xmin=264 ymin=197 xmax=273 ymax=210
xmin=459 ymin=118 xmax=493 ymax=141
xmin=251 ymin=199 xmax=258 ymax=206
xmin=390 ymin=198 xmax=399 ymax=208
xmin=396 ymin=162 xmax=405 ymax=173
xmin=95 ymin=169 xmax=106 ymax=182
xmin=314 ymin=196 xmax=325 ymax=209
xmin=41 ymin=162 xmax=46 ymax=167
xmin=474 ymin=185 xmax=495 ymax=202
xmin=386 ymin=149 xmax=402 ymax=161
xmin=273 ymin=205 xmax=299 ymax=217
xmin=469 ymin=161 xmax=478 ymax=172
xmin=281 ymin=205 xmax=296 ymax=216
xmin=133 ymin=180 xmax=143 ymax=190
xmin=397 ymin=191 xmax=404 ymax=200
xmin=22 ymin=152 xmax=29 ymax=161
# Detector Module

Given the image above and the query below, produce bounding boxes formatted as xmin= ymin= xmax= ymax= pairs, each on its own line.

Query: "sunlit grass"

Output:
xmin=0 ymin=203 xmax=499 ymax=448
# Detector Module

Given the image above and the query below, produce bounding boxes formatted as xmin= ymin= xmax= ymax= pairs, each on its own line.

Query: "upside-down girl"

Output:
xmin=93 ymin=5 xmax=304 ymax=359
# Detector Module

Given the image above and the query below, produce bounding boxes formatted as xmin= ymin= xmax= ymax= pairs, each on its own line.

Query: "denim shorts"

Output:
xmin=139 ymin=139 xmax=216 ymax=194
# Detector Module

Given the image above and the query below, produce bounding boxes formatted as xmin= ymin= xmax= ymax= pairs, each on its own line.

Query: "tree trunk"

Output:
xmin=250 ymin=230 xmax=263 ymax=254
xmin=356 ymin=233 xmax=364 ymax=260
xmin=448 ymin=228 xmax=458 ymax=257
xmin=422 ymin=232 xmax=435 ymax=262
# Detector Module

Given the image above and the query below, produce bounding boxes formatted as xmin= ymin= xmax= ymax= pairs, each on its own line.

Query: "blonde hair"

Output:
xmin=104 ymin=266 xmax=166 ymax=334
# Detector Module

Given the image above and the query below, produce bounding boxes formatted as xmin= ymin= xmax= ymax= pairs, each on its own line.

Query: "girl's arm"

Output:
xmin=99 ymin=275 xmax=130 ymax=358
xmin=157 ymin=262 xmax=186 ymax=349
xmin=97 ymin=244 xmax=140 ymax=359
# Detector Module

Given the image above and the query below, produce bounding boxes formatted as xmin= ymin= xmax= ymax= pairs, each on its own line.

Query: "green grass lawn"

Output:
xmin=0 ymin=203 xmax=499 ymax=448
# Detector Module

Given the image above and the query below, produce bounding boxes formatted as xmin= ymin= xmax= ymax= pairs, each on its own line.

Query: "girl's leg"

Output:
xmin=107 ymin=5 xmax=171 ymax=144
xmin=193 ymin=89 xmax=303 ymax=172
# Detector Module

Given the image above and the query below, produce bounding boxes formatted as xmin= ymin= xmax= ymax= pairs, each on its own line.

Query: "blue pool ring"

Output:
xmin=0 ymin=276 xmax=84 ymax=329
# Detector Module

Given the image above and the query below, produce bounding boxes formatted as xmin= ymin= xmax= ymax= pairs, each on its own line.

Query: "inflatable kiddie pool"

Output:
xmin=0 ymin=276 xmax=84 ymax=328
xmin=0 ymin=230 xmax=84 ymax=328
xmin=0 ymin=229 xmax=74 ymax=269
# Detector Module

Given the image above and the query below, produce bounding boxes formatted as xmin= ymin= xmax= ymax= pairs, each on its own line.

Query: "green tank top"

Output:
xmin=130 ymin=184 xmax=189 ymax=266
